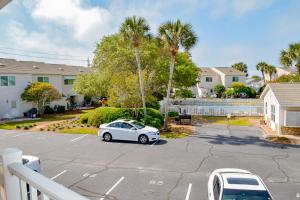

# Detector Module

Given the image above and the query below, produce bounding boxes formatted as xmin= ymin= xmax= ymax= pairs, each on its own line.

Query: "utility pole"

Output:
xmin=87 ymin=57 xmax=90 ymax=67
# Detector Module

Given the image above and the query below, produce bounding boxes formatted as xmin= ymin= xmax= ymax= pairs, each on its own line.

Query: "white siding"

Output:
xmin=263 ymin=89 xmax=281 ymax=133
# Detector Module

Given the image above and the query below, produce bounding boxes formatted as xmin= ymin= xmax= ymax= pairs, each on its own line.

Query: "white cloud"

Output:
xmin=32 ymin=0 xmax=113 ymax=42
xmin=4 ymin=21 xmax=90 ymax=66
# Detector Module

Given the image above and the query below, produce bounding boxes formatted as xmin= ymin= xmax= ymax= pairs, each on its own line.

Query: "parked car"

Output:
xmin=208 ymin=168 xmax=273 ymax=200
xmin=22 ymin=155 xmax=41 ymax=173
xmin=22 ymin=155 xmax=41 ymax=199
xmin=98 ymin=119 xmax=160 ymax=144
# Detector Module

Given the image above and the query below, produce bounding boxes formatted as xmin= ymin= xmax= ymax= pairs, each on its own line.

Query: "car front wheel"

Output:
xmin=139 ymin=135 xmax=149 ymax=144
xmin=103 ymin=133 xmax=112 ymax=142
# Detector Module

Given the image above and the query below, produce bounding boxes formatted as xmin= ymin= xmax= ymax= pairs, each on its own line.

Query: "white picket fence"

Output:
xmin=0 ymin=148 xmax=89 ymax=200
xmin=161 ymin=98 xmax=264 ymax=116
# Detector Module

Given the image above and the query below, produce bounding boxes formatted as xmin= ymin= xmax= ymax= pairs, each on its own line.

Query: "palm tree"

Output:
xmin=120 ymin=16 xmax=150 ymax=116
xmin=256 ymin=62 xmax=268 ymax=83
xmin=158 ymin=20 xmax=197 ymax=129
xmin=280 ymin=43 xmax=300 ymax=74
xmin=231 ymin=62 xmax=248 ymax=76
xmin=265 ymin=64 xmax=277 ymax=81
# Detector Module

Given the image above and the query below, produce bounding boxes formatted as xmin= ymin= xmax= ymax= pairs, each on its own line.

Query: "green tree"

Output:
xmin=280 ymin=43 xmax=300 ymax=74
xmin=256 ymin=61 xmax=269 ymax=83
xmin=251 ymin=75 xmax=261 ymax=80
xmin=21 ymin=82 xmax=61 ymax=114
xmin=232 ymin=62 xmax=248 ymax=76
xmin=175 ymin=89 xmax=194 ymax=98
xmin=230 ymin=82 xmax=256 ymax=98
xmin=214 ymin=84 xmax=225 ymax=98
xmin=120 ymin=16 xmax=151 ymax=116
xmin=158 ymin=20 xmax=197 ymax=129
xmin=265 ymin=64 xmax=277 ymax=81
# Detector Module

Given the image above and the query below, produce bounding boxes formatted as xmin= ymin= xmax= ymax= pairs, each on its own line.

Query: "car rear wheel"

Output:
xmin=103 ymin=133 xmax=112 ymax=142
xmin=139 ymin=134 xmax=149 ymax=144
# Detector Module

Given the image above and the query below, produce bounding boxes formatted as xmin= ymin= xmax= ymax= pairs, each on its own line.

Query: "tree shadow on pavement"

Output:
xmin=197 ymin=134 xmax=300 ymax=149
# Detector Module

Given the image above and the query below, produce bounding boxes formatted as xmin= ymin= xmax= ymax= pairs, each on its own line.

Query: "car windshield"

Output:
xmin=222 ymin=189 xmax=272 ymax=200
xmin=131 ymin=121 xmax=145 ymax=129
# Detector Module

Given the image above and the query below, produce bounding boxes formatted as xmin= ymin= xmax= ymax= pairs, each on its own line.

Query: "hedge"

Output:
xmin=81 ymin=107 xmax=163 ymax=128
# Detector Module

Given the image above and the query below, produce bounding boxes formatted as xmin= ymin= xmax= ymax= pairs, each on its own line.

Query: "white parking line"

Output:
xmin=50 ymin=170 xmax=67 ymax=180
xmin=185 ymin=183 xmax=192 ymax=200
xmin=100 ymin=176 xmax=125 ymax=200
xmin=70 ymin=134 xmax=88 ymax=142
xmin=151 ymin=140 xmax=159 ymax=147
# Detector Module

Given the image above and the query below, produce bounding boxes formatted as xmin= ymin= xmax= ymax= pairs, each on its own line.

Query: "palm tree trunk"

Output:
xmin=135 ymin=47 xmax=147 ymax=116
xmin=296 ymin=63 xmax=300 ymax=74
xmin=261 ymin=71 xmax=266 ymax=83
xmin=163 ymin=54 xmax=176 ymax=129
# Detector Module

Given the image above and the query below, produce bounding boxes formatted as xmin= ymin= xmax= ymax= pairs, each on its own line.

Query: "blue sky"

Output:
xmin=0 ymin=0 xmax=299 ymax=75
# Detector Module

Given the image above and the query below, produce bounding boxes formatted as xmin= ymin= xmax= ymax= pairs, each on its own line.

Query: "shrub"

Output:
xmin=79 ymin=113 xmax=89 ymax=124
xmin=23 ymin=126 xmax=29 ymax=130
xmin=56 ymin=105 xmax=66 ymax=113
xmin=214 ymin=84 xmax=225 ymax=98
xmin=44 ymin=106 xmax=55 ymax=114
xmin=87 ymin=107 xmax=128 ymax=127
xmin=40 ymin=128 xmax=44 ymax=131
xmin=85 ymin=107 xmax=164 ymax=128
xmin=16 ymin=125 xmax=21 ymax=129
xmin=168 ymin=111 xmax=179 ymax=117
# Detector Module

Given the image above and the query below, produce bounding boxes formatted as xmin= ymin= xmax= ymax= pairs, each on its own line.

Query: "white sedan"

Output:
xmin=98 ymin=119 xmax=160 ymax=144
xmin=208 ymin=168 xmax=273 ymax=200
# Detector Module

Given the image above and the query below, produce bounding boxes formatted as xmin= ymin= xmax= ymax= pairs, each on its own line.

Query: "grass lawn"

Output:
xmin=58 ymin=127 xmax=98 ymax=135
xmin=0 ymin=113 xmax=78 ymax=130
xmin=193 ymin=116 xmax=253 ymax=126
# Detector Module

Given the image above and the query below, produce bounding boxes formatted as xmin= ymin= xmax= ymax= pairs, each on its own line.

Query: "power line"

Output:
xmin=0 ymin=51 xmax=87 ymax=62
xmin=0 ymin=46 xmax=88 ymax=59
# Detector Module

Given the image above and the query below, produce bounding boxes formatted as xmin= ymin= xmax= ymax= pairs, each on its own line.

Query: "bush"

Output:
xmin=56 ymin=105 xmax=65 ymax=113
xmin=85 ymin=107 xmax=164 ymax=128
xmin=44 ymin=106 xmax=55 ymax=114
xmin=87 ymin=107 xmax=128 ymax=127
xmin=79 ymin=113 xmax=89 ymax=124
xmin=146 ymin=98 xmax=160 ymax=110
xmin=16 ymin=125 xmax=21 ymax=129
xmin=175 ymin=89 xmax=194 ymax=98
xmin=214 ymin=84 xmax=225 ymax=98
xmin=168 ymin=111 xmax=179 ymax=117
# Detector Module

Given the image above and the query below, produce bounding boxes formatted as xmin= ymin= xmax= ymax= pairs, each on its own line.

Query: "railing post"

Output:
xmin=0 ymin=148 xmax=22 ymax=200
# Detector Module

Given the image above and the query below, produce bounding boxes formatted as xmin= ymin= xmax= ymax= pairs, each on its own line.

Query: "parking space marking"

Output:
xmin=151 ymin=140 xmax=159 ymax=147
xmin=185 ymin=183 xmax=192 ymax=200
xmin=50 ymin=170 xmax=67 ymax=180
xmin=100 ymin=176 xmax=125 ymax=200
xmin=70 ymin=134 xmax=88 ymax=142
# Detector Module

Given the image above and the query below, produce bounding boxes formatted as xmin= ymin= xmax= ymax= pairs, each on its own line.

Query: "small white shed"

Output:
xmin=260 ymin=83 xmax=300 ymax=134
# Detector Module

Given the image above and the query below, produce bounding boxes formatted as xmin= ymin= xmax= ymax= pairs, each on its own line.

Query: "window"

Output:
xmin=109 ymin=122 xmax=122 ymax=128
xmin=121 ymin=123 xmax=133 ymax=129
xmin=206 ymin=77 xmax=213 ymax=82
xmin=0 ymin=76 xmax=15 ymax=86
xmin=271 ymin=105 xmax=275 ymax=122
xmin=265 ymin=102 xmax=268 ymax=115
xmin=37 ymin=77 xmax=49 ymax=83
xmin=64 ymin=76 xmax=75 ymax=85
xmin=232 ymin=76 xmax=239 ymax=82
xmin=11 ymin=100 xmax=17 ymax=109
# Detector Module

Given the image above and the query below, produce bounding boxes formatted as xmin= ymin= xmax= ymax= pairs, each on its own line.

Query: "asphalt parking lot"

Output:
xmin=0 ymin=124 xmax=299 ymax=200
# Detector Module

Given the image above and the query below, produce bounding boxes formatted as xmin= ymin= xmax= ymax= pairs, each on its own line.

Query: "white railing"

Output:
xmin=0 ymin=148 xmax=90 ymax=200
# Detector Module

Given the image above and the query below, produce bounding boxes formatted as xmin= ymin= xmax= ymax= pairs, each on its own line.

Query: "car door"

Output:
xmin=120 ymin=122 xmax=137 ymax=141
xmin=107 ymin=122 xmax=123 ymax=140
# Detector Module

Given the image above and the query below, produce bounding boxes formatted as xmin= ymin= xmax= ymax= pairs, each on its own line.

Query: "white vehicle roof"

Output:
xmin=109 ymin=119 xmax=135 ymax=123
xmin=220 ymin=172 xmax=266 ymax=191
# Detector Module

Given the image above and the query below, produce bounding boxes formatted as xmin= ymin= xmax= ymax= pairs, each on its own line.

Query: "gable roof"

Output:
xmin=213 ymin=67 xmax=246 ymax=76
xmin=277 ymin=67 xmax=297 ymax=74
xmin=260 ymin=83 xmax=300 ymax=106
xmin=0 ymin=58 xmax=89 ymax=75
xmin=198 ymin=67 xmax=218 ymax=76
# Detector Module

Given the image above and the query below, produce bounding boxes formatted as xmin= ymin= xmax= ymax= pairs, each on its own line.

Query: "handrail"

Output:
xmin=8 ymin=162 xmax=89 ymax=200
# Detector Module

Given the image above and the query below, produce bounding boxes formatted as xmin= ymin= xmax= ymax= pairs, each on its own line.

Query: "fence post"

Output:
xmin=0 ymin=148 xmax=22 ymax=200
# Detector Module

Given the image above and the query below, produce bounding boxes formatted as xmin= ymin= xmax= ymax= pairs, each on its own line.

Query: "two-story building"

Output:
xmin=0 ymin=58 xmax=88 ymax=119
xmin=194 ymin=67 xmax=246 ymax=97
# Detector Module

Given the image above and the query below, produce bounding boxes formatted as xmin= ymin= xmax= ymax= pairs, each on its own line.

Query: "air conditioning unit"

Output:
xmin=284 ymin=111 xmax=300 ymax=127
